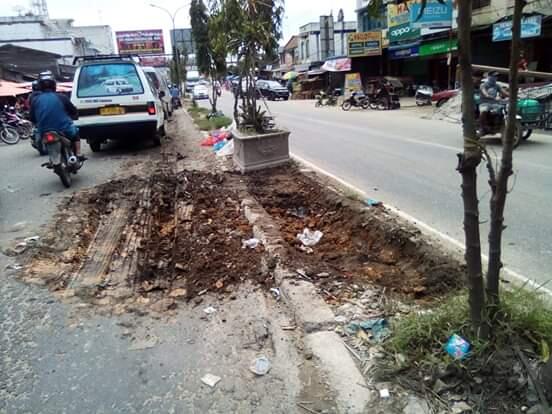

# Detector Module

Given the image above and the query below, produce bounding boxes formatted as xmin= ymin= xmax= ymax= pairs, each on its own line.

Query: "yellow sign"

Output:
xmin=345 ymin=73 xmax=362 ymax=97
xmin=347 ymin=32 xmax=382 ymax=57
xmin=387 ymin=2 xmax=411 ymax=28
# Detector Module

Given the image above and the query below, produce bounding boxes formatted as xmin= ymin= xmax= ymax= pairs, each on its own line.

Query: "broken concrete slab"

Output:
xmin=306 ymin=331 xmax=373 ymax=413
xmin=280 ymin=279 xmax=335 ymax=333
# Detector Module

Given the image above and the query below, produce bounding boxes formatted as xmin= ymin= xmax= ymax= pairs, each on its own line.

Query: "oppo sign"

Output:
xmin=389 ymin=23 xmax=420 ymax=42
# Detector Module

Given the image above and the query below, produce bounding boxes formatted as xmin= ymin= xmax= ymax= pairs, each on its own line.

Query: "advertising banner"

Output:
xmin=492 ymin=15 xmax=542 ymax=42
xmin=322 ymin=57 xmax=352 ymax=72
xmin=116 ymin=30 xmax=165 ymax=55
xmin=390 ymin=45 xmax=420 ymax=60
xmin=388 ymin=22 xmax=421 ymax=43
xmin=419 ymin=39 xmax=457 ymax=57
xmin=387 ymin=2 xmax=411 ymax=28
xmin=410 ymin=0 xmax=453 ymax=29
xmin=347 ymin=32 xmax=382 ymax=57
xmin=345 ymin=72 xmax=362 ymax=96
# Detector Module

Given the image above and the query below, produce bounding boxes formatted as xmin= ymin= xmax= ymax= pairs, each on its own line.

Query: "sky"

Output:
xmin=0 ymin=0 xmax=357 ymax=50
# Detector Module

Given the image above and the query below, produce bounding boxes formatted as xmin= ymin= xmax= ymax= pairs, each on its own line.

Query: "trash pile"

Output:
xmin=200 ymin=126 xmax=234 ymax=157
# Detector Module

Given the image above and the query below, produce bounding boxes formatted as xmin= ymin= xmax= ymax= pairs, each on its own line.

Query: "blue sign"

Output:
xmin=390 ymin=45 xmax=420 ymax=59
xmin=492 ymin=15 xmax=542 ymax=42
xmin=410 ymin=0 xmax=453 ymax=29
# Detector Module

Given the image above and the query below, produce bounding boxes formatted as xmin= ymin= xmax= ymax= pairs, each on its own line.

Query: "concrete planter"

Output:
xmin=232 ymin=128 xmax=290 ymax=173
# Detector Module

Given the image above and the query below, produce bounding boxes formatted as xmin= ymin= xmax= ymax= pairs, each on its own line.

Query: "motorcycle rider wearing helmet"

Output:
xmin=479 ymin=71 xmax=509 ymax=135
xmin=30 ymin=73 xmax=85 ymax=161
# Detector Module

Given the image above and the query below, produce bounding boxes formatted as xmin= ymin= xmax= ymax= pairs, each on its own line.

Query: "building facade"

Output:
xmin=298 ymin=17 xmax=357 ymax=64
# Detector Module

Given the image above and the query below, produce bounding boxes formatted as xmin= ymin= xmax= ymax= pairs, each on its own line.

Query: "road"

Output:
xmin=211 ymin=93 xmax=552 ymax=287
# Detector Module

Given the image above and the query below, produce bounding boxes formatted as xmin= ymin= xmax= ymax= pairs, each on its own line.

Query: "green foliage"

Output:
xmin=187 ymin=106 xmax=231 ymax=130
xmin=190 ymin=0 xmax=210 ymax=75
xmin=387 ymin=288 xmax=552 ymax=363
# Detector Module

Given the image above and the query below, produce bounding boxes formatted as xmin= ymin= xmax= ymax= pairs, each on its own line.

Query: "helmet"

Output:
xmin=38 ymin=71 xmax=56 ymax=92
xmin=31 ymin=80 xmax=41 ymax=92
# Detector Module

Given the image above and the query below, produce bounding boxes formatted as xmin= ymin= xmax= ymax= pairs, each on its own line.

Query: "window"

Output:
xmin=77 ymin=63 xmax=144 ymax=98
xmin=473 ymin=0 xmax=490 ymax=9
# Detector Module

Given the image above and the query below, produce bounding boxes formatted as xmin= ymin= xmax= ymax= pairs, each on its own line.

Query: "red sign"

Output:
xmin=115 ymin=30 xmax=165 ymax=55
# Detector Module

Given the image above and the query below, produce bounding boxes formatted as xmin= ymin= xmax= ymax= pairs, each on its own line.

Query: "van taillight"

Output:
xmin=147 ymin=102 xmax=156 ymax=115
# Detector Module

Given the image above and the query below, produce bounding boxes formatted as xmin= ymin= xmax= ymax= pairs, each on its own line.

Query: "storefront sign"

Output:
xmin=390 ymin=45 xmax=420 ymax=59
xmin=419 ymin=39 xmax=457 ymax=56
xmin=321 ymin=57 xmax=352 ymax=72
xmin=410 ymin=0 xmax=453 ymax=29
xmin=348 ymin=32 xmax=382 ymax=57
xmin=387 ymin=2 xmax=411 ymax=28
xmin=116 ymin=30 xmax=165 ymax=55
xmin=389 ymin=22 xmax=421 ymax=43
xmin=345 ymin=73 xmax=362 ymax=96
xmin=492 ymin=15 xmax=542 ymax=42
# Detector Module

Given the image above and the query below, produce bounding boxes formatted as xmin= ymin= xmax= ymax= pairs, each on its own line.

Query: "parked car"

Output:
xmin=72 ymin=56 xmax=165 ymax=152
xmin=142 ymin=66 xmax=173 ymax=119
xmin=432 ymin=88 xmax=459 ymax=107
xmin=193 ymin=84 xmax=209 ymax=100
xmin=256 ymin=80 xmax=290 ymax=100
xmin=186 ymin=70 xmax=201 ymax=93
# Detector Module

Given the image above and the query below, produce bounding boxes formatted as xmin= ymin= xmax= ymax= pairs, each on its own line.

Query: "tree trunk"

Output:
xmin=486 ymin=0 xmax=525 ymax=315
xmin=456 ymin=0 xmax=486 ymax=336
xmin=234 ymin=74 xmax=242 ymax=127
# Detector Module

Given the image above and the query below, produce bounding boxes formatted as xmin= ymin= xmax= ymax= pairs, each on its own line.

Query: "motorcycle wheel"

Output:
xmin=361 ymin=100 xmax=370 ymax=110
xmin=315 ymin=101 xmax=321 ymax=108
xmin=416 ymin=100 xmax=425 ymax=107
xmin=502 ymin=121 xmax=522 ymax=149
xmin=342 ymin=101 xmax=352 ymax=111
xmin=1 ymin=127 xmax=20 ymax=145
xmin=54 ymin=162 xmax=72 ymax=188
xmin=377 ymin=99 xmax=389 ymax=111
xmin=521 ymin=128 xmax=532 ymax=140
xmin=369 ymin=102 xmax=378 ymax=110
xmin=18 ymin=123 xmax=33 ymax=140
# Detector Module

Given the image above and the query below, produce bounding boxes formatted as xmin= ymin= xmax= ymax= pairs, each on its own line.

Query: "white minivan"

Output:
xmin=71 ymin=56 xmax=165 ymax=152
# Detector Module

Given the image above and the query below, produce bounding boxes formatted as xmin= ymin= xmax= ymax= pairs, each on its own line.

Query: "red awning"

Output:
xmin=0 ymin=81 xmax=29 ymax=97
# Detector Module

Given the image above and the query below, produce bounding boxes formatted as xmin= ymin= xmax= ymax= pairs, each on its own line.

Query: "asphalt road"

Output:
xmin=211 ymin=93 xmax=552 ymax=287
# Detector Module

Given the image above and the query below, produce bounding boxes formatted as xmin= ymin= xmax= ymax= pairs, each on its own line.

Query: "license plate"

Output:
xmin=100 ymin=106 xmax=125 ymax=116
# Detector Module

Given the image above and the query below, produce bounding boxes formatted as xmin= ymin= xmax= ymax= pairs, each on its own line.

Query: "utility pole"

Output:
xmin=150 ymin=3 xmax=188 ymax=91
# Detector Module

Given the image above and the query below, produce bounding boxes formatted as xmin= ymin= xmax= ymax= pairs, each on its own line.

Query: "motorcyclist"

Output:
xmin=30 ymin=72 xmax=85 ymax=161
xmin=479 ymin=71 xmax=509 ymax=135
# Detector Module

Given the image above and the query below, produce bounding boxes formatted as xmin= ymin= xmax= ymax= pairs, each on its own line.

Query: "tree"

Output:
xmin=219 ymin=0 xmax=284 ymax=131
xmin=190 ymin=0 xmax=228 ymax=113
xmin=170 ymin=49 xmax=188 ymax=86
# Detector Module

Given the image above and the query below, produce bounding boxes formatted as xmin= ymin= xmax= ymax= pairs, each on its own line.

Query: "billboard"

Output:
xmin=347 ymin=32 xmax=382 ymax=57
xmin=410 ymin=0 xmax=453 ymax=29
xmin=115 ymin=30 xmax=165 ymax=55
xmin=492 ymin=15 xmax=542 ymax=42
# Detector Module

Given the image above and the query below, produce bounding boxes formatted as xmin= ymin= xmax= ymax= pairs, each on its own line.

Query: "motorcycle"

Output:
xmin=315 ymin=89 xmax=340 ymax=107
xmin=341 ymin=91 xmax=370 ymax=111
xmin=475 ymin=97 xmax=523 ymax=149
xmin=1 ymin=108 xmax=33 ymax=139
xmin=41 ymin=131 xmax=84 ymax=188
xmin=415 ymin=85 xmax=433 ymax=106
xmin=0 ymin=119 xmax=20 ymax=145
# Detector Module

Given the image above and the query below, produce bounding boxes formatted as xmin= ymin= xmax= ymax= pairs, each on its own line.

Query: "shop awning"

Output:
xmin=321 ymin=57 xmax=351 ymax=72
xmin=307 ymin=69 xmax=327 ymax=76
xmin=0 ymin=80 xmax=29 ymax=97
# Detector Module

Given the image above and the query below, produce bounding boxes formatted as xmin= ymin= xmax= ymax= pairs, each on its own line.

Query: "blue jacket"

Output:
xmin=30 ymin=92 xmax=77 ymax=135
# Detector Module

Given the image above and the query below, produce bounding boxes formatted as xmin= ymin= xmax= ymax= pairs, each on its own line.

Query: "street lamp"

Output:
xmin=150 ymin=3 xmax=189 ymax=90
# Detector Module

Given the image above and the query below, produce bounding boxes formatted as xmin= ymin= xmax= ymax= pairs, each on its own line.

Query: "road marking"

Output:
xmin=291 ymin=152 xmax=552 ymax=299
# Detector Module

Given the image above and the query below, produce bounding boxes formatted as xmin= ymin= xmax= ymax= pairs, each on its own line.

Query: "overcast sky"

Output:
xmin=0 ymin=0 xmax=357 ymax=49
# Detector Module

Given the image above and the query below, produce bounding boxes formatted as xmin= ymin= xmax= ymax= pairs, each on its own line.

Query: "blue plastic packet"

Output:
xmin=444 ymin=334 xmax=471 ymax=360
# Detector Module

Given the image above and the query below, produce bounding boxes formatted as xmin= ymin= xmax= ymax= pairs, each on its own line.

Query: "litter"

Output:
xmin=201 ymin=374 xmax=222 ymax=388
xmin=213 ymin=140 xmax=227 ymax=152
xmin=242 ymin=238 xmax=260 ymax=249
xmin=24 ymin=236 xmax=40 ymax=244
xmin=379 ymin=388 xmax=390 ymax=398
xmin=203 ymin=306 xmax=217 ymax=315
xmin=250 ymin=356 xmax=271 ymax=376
xmin=346 ymin=319 xmax=390 ymax=342
xmin=297 ymin=228 xmax=323 ymax=247
xmin=270 ymin=288 xmax=281 ymax=301
xmin=216 ymin=140 xmax=234 ymax=157
xmin=335 ymin=315 xmax=348 ymax=324
xmin=445 ymin=334 xmax=471 ymax=360
xmin=5 ymin=263 xmax=23 ymax=271
xmin=365 ymin=198 xmax=383 ymax=207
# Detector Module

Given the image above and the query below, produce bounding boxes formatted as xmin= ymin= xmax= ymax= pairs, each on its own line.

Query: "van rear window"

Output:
xmin=77 ymin=63 xmax=144 ymax=98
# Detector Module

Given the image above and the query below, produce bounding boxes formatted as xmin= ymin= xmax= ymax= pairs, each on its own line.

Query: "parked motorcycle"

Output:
xmin=342 ymin=91 xmax=370 ymax=111
xmin=1 ymin=107 xmax=33 ymax=139
xmin=41 ymin=131 xmax=84 ymax=188
xmin=415 ymin=85 xmax=434 ymax=106
xmin=0 ymin=119 xmax=20 ymax=145
xmin=315 ymin=89 xmax=340 ymax=107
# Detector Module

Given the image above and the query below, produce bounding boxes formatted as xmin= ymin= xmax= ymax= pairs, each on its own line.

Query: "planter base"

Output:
xmin=233 ymin=129 xmax=290 ymax=173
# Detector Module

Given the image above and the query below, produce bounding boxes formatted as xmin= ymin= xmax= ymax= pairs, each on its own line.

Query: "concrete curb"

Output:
xmin=240 ymin=196 xmax=372 ymax=413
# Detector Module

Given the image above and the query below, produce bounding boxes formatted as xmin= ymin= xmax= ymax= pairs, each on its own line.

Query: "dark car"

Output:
xmin=256 ymin=80 xmax=290 ymax=101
